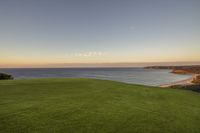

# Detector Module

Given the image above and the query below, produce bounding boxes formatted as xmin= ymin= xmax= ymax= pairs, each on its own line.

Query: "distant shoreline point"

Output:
xmin=145 ymin=65 xmax=200 ymax=88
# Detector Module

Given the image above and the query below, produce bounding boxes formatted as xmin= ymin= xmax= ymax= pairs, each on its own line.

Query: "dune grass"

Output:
xmin=0 ymin=78 xmax=200 ymax=133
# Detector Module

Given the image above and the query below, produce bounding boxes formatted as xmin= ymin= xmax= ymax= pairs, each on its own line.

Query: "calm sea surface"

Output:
xmin=0 ymin=68 xmax=191 ymax=86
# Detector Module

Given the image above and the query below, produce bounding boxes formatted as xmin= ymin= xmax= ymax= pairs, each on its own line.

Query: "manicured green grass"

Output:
xmin=0 ymin=78 xmax=200 ymax=133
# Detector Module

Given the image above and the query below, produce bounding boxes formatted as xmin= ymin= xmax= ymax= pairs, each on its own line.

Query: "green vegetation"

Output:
xmin=0 ymin=78 xmax=200 ymax=133
xmin=0 ymin=73 xmax=13 ymax=80
xmin=171 ymin=85 xmax=200 ymax=93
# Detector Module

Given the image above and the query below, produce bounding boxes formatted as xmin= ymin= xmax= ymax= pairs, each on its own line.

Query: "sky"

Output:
xmin=0 ymin=0 xmax=200 ymax=67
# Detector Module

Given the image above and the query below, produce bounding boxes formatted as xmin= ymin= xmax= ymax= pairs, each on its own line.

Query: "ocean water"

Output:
xmin=0 ymin=68 xmax=191 ymax=86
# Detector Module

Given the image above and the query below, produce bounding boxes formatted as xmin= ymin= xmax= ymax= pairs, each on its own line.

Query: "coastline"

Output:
xmin=159 ymin=74 xmax=198 ymax=87
xmin=145 ymin=65 xmax=200 ymax=88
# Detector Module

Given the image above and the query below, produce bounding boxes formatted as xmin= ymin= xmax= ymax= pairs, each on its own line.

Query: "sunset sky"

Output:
xmin=0 ymin=0 xmax=200 ymax=67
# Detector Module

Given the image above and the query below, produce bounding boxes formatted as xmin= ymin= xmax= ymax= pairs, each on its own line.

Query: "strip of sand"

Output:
xmin=159 ymin=74 xmax=199 ymax=87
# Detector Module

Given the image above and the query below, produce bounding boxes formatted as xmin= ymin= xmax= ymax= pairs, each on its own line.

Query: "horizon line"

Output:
xmin=1 ymin=61 xmax=200 ymax=68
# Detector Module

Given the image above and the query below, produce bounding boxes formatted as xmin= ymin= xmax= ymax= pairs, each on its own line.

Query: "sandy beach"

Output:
xmin=159 ymin=74 xmax=199 ymax=87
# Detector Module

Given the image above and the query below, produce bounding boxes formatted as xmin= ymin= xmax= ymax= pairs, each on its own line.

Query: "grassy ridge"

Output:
xmin=0 ymin=78 xmax=200 ymax=133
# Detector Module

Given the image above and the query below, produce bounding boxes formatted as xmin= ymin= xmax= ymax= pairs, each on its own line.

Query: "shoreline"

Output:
xmin=159 ymin=74 xmax=198 ymax=87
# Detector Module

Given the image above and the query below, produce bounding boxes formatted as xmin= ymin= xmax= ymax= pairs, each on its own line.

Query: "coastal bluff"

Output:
xmin=145 ymin=65 xmax=200 ymax=74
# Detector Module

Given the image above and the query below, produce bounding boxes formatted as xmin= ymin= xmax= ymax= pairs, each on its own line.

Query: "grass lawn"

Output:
xmin=0 ymin=78 xmax=200 ymax=133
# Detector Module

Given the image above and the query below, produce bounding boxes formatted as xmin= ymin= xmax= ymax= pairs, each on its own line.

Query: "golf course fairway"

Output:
xmin=0 ymin=78 xmax=200 ymax=133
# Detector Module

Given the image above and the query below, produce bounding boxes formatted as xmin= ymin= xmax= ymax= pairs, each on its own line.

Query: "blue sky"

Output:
xmin=0 ymin=0 xmax=200 ymax=67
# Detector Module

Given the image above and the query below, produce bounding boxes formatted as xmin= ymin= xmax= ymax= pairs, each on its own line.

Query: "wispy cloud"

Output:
xmin=68 ymin=52 xmax=106 ymax=57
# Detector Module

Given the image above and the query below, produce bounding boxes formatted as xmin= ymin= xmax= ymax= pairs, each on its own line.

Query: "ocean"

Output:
xmin=0 ymin=68 xmax=191 ymax=86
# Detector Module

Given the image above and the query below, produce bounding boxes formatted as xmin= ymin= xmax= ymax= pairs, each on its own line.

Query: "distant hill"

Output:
xmin=145 ymin=65 xmax=200 ymax=74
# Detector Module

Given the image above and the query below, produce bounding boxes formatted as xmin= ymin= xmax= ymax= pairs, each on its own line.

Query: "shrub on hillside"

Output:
xmin=0 ymin=73 xmax=14 ymax=80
